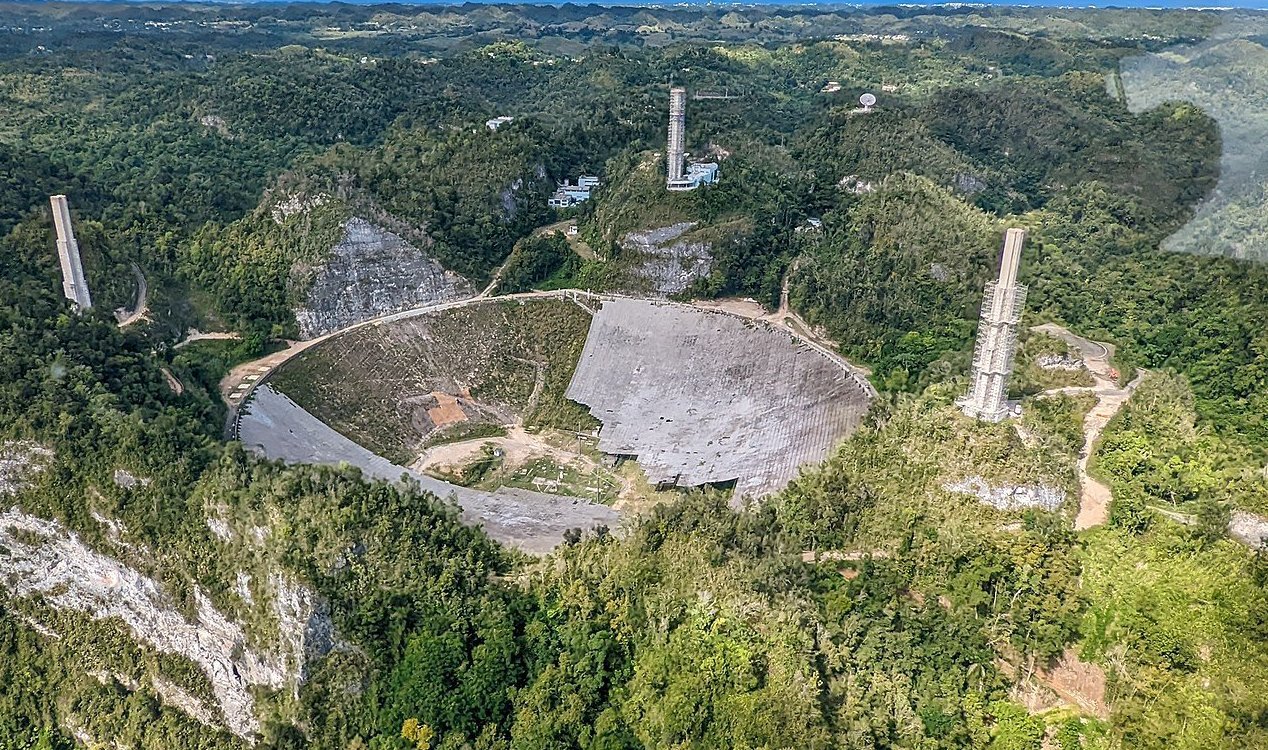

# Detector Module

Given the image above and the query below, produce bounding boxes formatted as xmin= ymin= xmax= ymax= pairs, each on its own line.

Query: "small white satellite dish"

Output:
xmin=859 ymin=92 xmax=877 ymax=110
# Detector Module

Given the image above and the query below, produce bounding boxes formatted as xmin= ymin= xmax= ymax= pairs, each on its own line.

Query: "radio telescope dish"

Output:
xmin=859 ymin=92 xmax=877 ymax=109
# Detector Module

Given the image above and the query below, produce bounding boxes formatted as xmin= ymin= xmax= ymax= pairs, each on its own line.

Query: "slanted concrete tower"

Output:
xmin=666 ymin=87 xmax=687 ymax=188
xmin=959 ymin=228 xmax=1028 ymax=422
xmin=50 ymin=195 xmax=92 ymax=311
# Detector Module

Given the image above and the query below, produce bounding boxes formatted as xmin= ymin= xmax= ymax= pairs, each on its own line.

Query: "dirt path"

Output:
xmin=174 ymin=330 xmax=242 ymax=350
xmin=517 ymin=358 xmax=547 ymax=418
xmin=115 ymin=263 xmax=149 ymax=328
xmin=1031 ymin=323 xmax=1144 ymax=531
xmin=160 ymin=367 xmax=184 ymax=396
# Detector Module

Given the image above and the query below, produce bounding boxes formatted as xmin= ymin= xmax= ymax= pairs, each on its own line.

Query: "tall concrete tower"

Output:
xmin=959 ymin=228 xmax=1028 ymax=422
xmin=666 ymin=87 xmax=686 ymax=188
xmin=50 ymin=195 xmax=92 ymax=311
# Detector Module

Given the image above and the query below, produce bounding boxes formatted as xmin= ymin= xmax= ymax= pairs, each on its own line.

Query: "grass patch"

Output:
xmin=421 ymin=422 xmax=508 ymax=449
xmin=498 ymin=455 xmax=621 ymax=505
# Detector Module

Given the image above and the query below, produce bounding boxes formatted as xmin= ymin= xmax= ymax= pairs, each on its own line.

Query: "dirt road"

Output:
xmin=1032 ymin=323 xmax=1143 ymax=530
xmin=115 ymin=263 xmax=149 ymax=328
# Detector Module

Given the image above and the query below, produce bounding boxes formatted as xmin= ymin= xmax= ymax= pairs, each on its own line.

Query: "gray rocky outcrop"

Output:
xmin=1037 ymin=353 xmax=1086 ymax=371
xmin=271 ymin=193 xmax=328 ymax=224
xmin=0 ymin=508 xmax=335 ymax=741
xmin=295 ymin=218 xmax=473 ymax=339
xmin=0 ymin=441 xmax=52 ymax=496
xmin=953 ymin=173 xmax=987 ymax=195
xmin=945 ymin=476 xmax=1066 ymax=512
xmin=621 ymin=222 xmax=713 ymax=296
xmin=1230 ymin=510 xmax=1268 ymax=549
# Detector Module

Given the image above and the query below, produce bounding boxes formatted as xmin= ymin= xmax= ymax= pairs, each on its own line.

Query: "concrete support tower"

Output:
xmin=666 ymin=87 xmax=686 ymax=188
xmin=50 ymin=194 xmax=92 ymax=311
xmin=959 ymin=228 xmax=1028 ymax=422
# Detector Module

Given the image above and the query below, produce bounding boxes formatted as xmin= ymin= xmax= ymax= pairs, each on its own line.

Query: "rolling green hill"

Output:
xmin=1 ymin=5 xmax=1267 ymax=750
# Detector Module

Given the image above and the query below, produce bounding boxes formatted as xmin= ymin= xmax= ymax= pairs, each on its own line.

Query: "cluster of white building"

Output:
xmin=548 ymin=175 xmax=600 ymax=209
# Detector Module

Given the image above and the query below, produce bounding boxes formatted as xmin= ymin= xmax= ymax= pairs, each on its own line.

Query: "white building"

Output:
xmin=549 ymin=175 xmax=601 ymax=209
xmin=667 ymin=162 xmax=719 ymax=192
xmin=486 ymin=116 xmax=514 ymax=131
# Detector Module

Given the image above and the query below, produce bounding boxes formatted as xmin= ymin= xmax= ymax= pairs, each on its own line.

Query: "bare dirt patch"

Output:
xmin=414 ymin=427 xmax=552 ymax=474
xmin=161 ymin=367 xmax=184 ymax=396
xmin=1039 ymin=648 xmax=1110 ymax=719
xmin=692 ymin=296 xmax=768 ymax=320
xmin=1003 ymin=647 xmax=1109 ymax=719
xmin=413 ymin=426 xmax=627 ymax=504
xmin=427 ymin=392 xmax=468 ymax=428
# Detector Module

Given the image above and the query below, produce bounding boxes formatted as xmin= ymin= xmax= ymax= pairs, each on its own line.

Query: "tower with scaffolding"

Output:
xmin=958 ymin=228 xmax=1028 ymax=422
xmin=665 ymin=86 xmax=720 ymax=192
xmin=50 ymin=194 xmax=92 ymax=312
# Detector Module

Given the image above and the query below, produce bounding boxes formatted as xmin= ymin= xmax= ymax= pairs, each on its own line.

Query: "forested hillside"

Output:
xmin=2 ymin=3 xmax=1268 ymax=749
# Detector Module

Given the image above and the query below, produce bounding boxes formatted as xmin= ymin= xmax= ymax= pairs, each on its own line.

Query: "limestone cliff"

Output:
xmin=0 ymin=508 xmax=335 ymax=741
xmin=620 ymin=222 xmax=714 ymax=296
xmin=294 ymin=217 xmax=473 ymax=338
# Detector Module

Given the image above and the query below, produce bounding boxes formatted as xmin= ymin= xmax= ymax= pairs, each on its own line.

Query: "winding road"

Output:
xmin=1031 ymin=323 xmax=1144 ymax=531
xmin=115 ymin=263 xmax=148 ymax=328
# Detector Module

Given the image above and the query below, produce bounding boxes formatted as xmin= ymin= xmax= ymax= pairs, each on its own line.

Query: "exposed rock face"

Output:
xmin=1037 ymin=353 xmax=1085 ymax=371
xmin=0 ymin=441 xmax=52 ymax=496
xmin=953 ymin=173 xmax=987 ymax=195
xmin=0 ymin=509 xmax=335 ymax=741
xmin=944 ymin=476 xmax=1065 ymax=512
xmin=199 ymin=114 xmax=230 ymax=137
xmin=1229 ymin=511 xmax=1268 ymax=549
xmin=271 ymin=193 xmax=328 ymax=224
xmin=112 ymin=468 xmax=151 ymax=489
xmin=621 ymin=222 xmax=713 ymax=296
xmin=838 ymin=174 xmax=875 ymax=194
xmin=295 ymin=218 xmax=473 ymax=339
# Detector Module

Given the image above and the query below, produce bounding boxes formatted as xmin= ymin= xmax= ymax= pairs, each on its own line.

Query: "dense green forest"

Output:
xmin=2 ymin=2 xmax=1268 ymax=749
